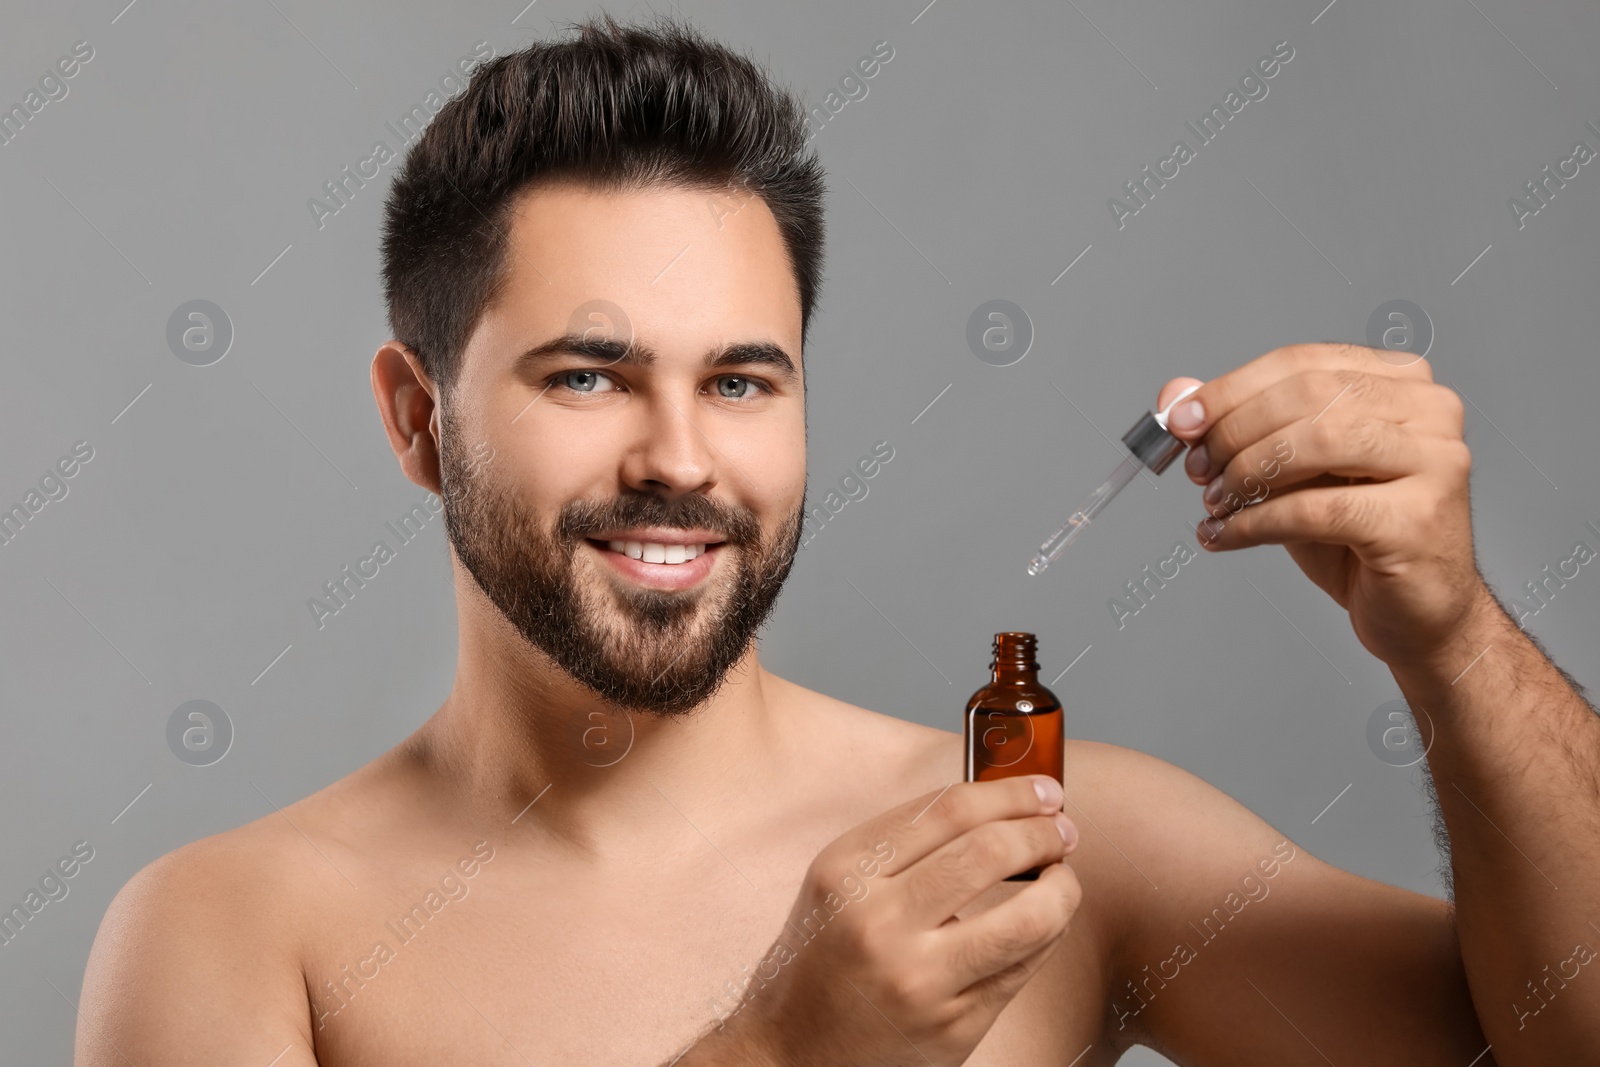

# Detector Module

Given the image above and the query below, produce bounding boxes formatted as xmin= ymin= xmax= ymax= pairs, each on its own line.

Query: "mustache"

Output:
xmin=556 ymin=494 xmax=763 ymax=547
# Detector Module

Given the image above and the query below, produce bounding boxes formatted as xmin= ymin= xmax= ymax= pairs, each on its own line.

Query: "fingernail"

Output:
xmin=1199 ymin=516 xmax=1225 ymax=542
xmin=1054 ymin=812 xmax=1078 ymax=849
xmin=1203 ymin=475 xmax=1224 ymax=506
xmin=1185 ymin=444 xmax=1209 ymax=480
xmin=1168 ymin=399 xmax=1205 ymax=434
xmin=1034 ymin=776 xmax=1063 ymax=809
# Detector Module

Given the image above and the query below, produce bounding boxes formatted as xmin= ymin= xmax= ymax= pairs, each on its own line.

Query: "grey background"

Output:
xmin=2 ymin=0 xmax=1596 ymax=1062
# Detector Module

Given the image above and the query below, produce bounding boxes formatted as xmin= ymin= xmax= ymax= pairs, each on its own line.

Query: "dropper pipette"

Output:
xmin=1027 ymin=384 xmax=1200 ymax=577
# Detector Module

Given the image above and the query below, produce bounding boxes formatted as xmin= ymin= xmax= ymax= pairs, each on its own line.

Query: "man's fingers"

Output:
xmin=832 ymin=776 xmax=1067 ymax=882
xmin=1196 ymin=434 xmax=1470 ymax=553
xmin=1165 ymin=344 xmax=1437 ymax=444
xmin=895 ymin=813 xmax=1075 ymax=926
xmin=1197 ymin=414 xmax=1432 ymax=519
xmin=1192 ymin=374 xmax=1461 ymax=486
xmin=939 ymin=861 xmax=1081 ymax=996
xmin=1196 ymin=477 xmax=1420 ymax=553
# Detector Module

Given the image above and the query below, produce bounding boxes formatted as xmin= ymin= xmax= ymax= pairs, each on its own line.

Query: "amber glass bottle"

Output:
xmin=963 ymin=632 xmax=1065 ymax=882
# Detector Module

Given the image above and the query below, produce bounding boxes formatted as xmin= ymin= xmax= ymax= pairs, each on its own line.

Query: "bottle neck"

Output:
xmin=990 ymin=632 xmax=1040 ymax=684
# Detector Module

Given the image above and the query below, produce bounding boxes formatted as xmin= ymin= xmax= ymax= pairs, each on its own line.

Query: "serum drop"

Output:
xmin=963 ymin=631 xmax=1065 ymax=881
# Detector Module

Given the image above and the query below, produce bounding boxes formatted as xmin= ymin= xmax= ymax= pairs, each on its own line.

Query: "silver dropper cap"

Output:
xmin=1122 ymin=383 xmax=1201 ymax=474
xmin=1121 ymin=410 xmax=1185 ymax=473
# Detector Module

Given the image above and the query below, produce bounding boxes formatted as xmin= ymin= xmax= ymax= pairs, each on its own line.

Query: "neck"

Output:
xmin=410 ymin=577 xmax=788 ymax=859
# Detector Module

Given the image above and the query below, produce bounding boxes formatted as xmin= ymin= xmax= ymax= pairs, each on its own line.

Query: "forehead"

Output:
xmin=467 ymin=180 xmax=803 ymax=376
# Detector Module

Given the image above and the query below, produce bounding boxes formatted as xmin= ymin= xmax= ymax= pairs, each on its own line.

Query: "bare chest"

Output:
xmin=302 ymin=863 xmax=1119 ymax=1067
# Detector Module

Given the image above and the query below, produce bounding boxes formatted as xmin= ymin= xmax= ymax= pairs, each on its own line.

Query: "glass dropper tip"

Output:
xmin=1026 ymin=386 xmax=1199 ymax=577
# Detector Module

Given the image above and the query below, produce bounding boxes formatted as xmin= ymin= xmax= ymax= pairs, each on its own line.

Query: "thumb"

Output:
xmin=1156 ymin=377 xmax=1206 ymax=416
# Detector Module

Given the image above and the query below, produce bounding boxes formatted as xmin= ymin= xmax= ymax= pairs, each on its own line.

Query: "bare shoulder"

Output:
xmin=1061 ymin=736 xmax=1301 ymax=855
xmin=1055 ymin=736 xmax=1451 ymax=916
xmin=762 ymin=671 xmax=964 ymax=792
xmin=76 ymin=761 xmax=402 ymax=1066
xmin=1053 ymin=738 xmax=1367 ymax=932
xmin=78 ymin=826 xmax=312 ymax=1064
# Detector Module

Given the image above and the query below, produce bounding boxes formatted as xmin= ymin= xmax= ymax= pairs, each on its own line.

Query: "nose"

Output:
xmin=619 ymin=392 xmax=719 ymax=497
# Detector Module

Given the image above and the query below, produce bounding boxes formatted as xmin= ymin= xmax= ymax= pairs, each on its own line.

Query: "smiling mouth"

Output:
xmin=586 ymin=538 xmax=716 ymax=566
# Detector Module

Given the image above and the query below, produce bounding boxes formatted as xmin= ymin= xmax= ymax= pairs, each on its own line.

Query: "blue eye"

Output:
xmin=716 ymin=376 xmax=767 ymax=399
xmin=556 ymin=370 xmax=614 ymax=393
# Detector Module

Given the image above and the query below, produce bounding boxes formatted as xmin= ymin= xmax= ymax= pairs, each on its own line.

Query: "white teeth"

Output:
xmin=603 ymin=540 xmax=707 ymax=564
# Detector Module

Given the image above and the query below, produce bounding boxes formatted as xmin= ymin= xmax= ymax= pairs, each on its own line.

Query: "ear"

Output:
xmin=371 ymin=341 xmax=443 ymax=495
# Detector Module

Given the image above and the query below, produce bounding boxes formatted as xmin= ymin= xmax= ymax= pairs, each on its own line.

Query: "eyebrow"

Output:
xmin=511 ymin=334 xmax=801 ymax=387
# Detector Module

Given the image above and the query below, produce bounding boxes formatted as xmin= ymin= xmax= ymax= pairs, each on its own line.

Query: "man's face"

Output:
xmin=437 ymin=181 xmax=808 ymax=716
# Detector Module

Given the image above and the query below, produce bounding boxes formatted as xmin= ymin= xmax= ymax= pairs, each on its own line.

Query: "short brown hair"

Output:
xmin=379 ymin=11 xmax=828 ymax=394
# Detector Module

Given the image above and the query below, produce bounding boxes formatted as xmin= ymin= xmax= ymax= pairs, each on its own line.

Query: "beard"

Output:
xmin=436 ymin=406 xmax=804 ymax=717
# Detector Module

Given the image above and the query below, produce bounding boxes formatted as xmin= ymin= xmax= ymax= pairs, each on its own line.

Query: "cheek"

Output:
xmin=506 ymin=459 xmax=595 ymax=531
xmin=748 ymin=435 xmax=808 ymax=513
xmin=508 ymin=417 xmax=614 ymax=494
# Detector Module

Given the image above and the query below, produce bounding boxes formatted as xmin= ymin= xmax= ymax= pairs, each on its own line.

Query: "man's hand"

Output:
xmin=1157 ymin=343 xmax=1486 ymax=670
xmin=674 ymin=775 xmax=1081 ymax=1067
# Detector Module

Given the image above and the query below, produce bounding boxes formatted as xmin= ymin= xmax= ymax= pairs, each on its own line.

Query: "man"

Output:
xmin=77 ymin=13 xmax=1599 ymax=1066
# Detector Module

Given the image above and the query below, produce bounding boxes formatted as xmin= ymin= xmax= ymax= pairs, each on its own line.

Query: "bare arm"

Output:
xmin=1156 ymin=342 xmax=1600 ymax=1063
xmin=1390 ymin=589 xmax=1600 ymax=1059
